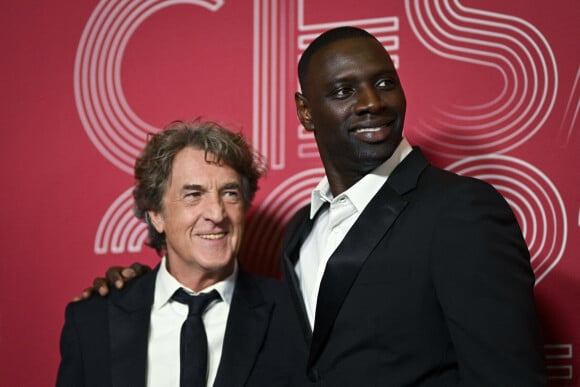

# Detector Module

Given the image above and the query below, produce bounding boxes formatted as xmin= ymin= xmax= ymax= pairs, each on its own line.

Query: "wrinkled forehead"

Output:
xmin=169 ymin=147 xmax=240 ymax=181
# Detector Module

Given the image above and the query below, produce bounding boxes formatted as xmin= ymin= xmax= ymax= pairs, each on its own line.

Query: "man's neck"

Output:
xmin=166 ymin=258 xmax=235 ymax=293
xmin=325 ymin=138 xmax=413 ymax=197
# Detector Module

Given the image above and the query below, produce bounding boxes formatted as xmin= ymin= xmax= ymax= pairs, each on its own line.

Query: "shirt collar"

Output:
xmin=153 ymin=256 xmax=237 ymax=310
xmin=309 ymin=137 xmax=413 ymax=219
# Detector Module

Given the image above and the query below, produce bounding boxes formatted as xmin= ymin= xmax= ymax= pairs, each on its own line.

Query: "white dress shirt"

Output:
xmin=295 ymin=138 xmax=412 ymax=329
xmin=147 ymin=256 xmax=237 ymax=387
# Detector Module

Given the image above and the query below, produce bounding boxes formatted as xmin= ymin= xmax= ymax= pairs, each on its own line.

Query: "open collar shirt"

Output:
xmin=295 ymin=138 xmax=412 ymax=329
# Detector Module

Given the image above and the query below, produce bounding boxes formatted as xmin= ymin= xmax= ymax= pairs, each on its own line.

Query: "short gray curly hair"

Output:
xmin=133 ymin=119 xmax=265 ymax=255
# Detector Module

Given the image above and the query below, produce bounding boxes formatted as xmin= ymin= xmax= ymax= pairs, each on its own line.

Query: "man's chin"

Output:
xmin=201 ymin=259 xmax=236 ymax=277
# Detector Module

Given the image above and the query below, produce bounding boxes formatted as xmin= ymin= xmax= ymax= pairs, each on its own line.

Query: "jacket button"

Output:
xmin=308 ymin=368 xmax=319 ymax=382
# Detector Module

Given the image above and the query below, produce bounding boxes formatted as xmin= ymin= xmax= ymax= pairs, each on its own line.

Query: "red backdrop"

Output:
xmin=1 ymin=1 xmax=578 ymax=385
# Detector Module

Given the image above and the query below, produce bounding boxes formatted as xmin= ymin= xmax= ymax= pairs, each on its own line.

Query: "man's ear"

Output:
xmin=147 ymin=210 xmax=165 ymax=233
xmin=295 ymin=92 xmax=314 ymax=131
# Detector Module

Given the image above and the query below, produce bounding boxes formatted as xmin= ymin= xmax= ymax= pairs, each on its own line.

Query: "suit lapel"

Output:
xmin=308 ymin=148 xmax=429 ymax=368
xmin=213 ymin=269 xmax=274 ymax=387
xmin=281 ymin=205 xmax=316 ymax=344
xmin=109 ymin=266 xmax=158 ymax=387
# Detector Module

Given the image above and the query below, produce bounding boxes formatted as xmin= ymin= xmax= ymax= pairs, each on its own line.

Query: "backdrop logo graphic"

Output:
xmin=74 ymin=0 xmax=225 ymax=255
xmin=405 ymin=0 xmax=557 ymax=158
xmin=93 ymin=187 xmax=147 ymax=254
xmin=76 ymin=0 xmax=566 ymax=285
xmin=558 ymin=65 xmax=580 ymax=146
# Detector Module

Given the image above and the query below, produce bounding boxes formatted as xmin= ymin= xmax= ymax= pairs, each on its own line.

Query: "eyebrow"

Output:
xmin=181 ymin=181 xmax=241 ymax=191
xmin=220 ymin=182 xmax=242 ymax=192
xmin=182 ymin=184 xmax=204 ymax=191
xmin=327 ymin=68 xmax=398 ymax=85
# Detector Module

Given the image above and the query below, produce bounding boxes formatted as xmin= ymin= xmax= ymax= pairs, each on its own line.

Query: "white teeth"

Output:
xmin=355 ymin=127 xmax=381 ymax=133
xmin=199 ymin=233 xmax=225 ymax=240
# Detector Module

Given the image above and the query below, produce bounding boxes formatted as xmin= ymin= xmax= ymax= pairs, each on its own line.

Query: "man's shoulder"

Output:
xmin=65 ymin=267 xmax=157 ymax=320
xmin=237 ymin=270 xmax=284 ymax=294
xmin=63 ymin=292 xmax=110 ymax=326
xmin=421 ymin=163 xmax=503 ymax=197
xmin=235 ymin=270 xmax=295 ymax=308
xmin=403 ymin=147 xmax=494 ymax=188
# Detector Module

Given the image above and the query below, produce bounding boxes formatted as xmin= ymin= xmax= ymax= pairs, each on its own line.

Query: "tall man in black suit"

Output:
xmin=56 ymin=120 xmax=303 ymax=386
xmin=282 ymin=26 xmax=547 ymax=385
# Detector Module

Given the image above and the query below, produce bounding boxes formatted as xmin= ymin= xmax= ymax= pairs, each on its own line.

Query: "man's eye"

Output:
xmin=184 ymin=192 xmax=201 ymax=200
xmin=332 ymin=87 xmax=352 ymax=99
xmin=377 ymin=79 xmax=396 ymax=89
xmin=223 ymin=190 xmax=241 ymax=203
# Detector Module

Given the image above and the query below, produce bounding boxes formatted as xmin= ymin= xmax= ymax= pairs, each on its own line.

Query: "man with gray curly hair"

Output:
xmin=57 ymin=120 xmax=303 ymax=387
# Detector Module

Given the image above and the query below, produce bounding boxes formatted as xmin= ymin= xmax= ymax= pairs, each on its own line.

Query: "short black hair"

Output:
xmin=297 ymin=26 xmax=380 ymax=90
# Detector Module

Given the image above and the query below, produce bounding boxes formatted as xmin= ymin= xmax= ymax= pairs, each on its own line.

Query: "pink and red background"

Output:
xmin=1 ymin=1 xmax=578 ymax=385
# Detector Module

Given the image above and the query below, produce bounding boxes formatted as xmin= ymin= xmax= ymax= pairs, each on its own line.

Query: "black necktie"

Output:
xmin=171 ymin=288 xmax=221 ymax=387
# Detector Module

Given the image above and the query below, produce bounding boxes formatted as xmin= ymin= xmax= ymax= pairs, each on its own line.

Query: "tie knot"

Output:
xmin=171 ymin=288 xmax=221 ymax=316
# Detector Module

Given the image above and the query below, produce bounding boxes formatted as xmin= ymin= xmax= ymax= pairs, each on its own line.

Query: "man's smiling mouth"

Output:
xmin=199 ymin=233 xmax=226 ymax=240
xmin=351 ymin=119 xmax=394 ymax=134
xmin=350 ymin=123 xmax=393 ymax=143
xmin=354 ymin=127 xmax=383 ymax=133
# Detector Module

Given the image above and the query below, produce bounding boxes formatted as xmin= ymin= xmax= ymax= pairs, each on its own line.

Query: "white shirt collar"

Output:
xmin=153 ymin=256 xmax=237 ymax=311
xmin=309 ymin=137 xmax=413 ymax=219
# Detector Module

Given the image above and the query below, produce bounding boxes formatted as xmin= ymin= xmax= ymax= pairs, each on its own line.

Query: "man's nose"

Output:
xmin=203 ymin=194 xmax=226 ymax=222
xmin=355 ymin=87 xmax=383 ymax=114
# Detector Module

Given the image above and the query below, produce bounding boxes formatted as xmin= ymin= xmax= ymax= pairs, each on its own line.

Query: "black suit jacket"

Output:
xmin=282 ymin=148 xmax=546 ymax=386
xmin=56 ymin=266 xmax=305 ymax=387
